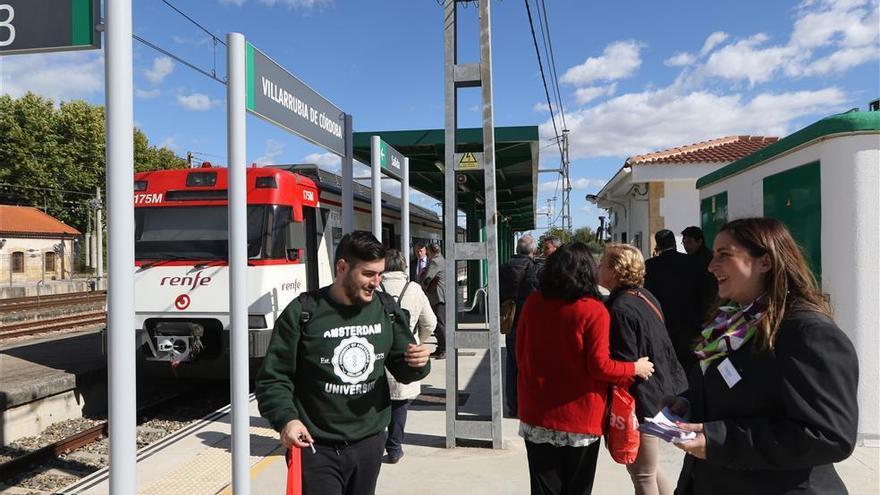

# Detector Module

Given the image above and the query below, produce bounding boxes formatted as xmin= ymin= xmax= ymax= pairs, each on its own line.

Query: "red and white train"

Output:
xmin=131 ymin=163 xmax=442 ymax=375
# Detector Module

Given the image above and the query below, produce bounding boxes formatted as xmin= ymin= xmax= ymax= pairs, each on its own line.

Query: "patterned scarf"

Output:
xmin=694 ymin=295 xmax=768 ymax=373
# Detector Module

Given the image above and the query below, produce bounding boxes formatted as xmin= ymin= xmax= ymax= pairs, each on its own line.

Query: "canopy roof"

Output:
xmin=353 ymin=126 xmax=539 ymax=231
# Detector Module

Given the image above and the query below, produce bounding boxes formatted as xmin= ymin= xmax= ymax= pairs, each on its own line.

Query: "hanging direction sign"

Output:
xmin=377 ymin=138 xmax=404 ymax=180
xmin=0 ymin=0 xmax=100 ymax=56
xmin=246 ymin=43 xmax=346 ymax=156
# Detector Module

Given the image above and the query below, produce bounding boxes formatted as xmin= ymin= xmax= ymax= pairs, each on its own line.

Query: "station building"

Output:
xmin=0 ymin=205 xmax=81 ymax=293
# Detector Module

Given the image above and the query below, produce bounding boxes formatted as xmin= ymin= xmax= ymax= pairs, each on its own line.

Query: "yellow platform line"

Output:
xmin=216 ymin=445 xmax=286 ymax=495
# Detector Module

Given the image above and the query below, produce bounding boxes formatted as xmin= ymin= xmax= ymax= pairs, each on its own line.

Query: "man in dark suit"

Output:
xmin=645 ymin=229 xmax=703 ymax=372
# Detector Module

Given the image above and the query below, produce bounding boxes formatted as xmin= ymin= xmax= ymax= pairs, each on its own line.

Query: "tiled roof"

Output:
xmin=626 ymin=135 xmax=779 ymax=165
xmin=0 ymin=205 xmax=81 ymax=236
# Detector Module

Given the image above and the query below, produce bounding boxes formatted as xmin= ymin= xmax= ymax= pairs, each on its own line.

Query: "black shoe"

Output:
xmin=384 ymin=452 xmax=404 ymax=464
xmin=430 ymin=351 xmax=446 ymax=359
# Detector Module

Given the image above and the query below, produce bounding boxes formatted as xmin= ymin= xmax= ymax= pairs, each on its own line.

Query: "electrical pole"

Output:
xmin=561 ymin=128 xmax=571 ymax=232
xmin=95 ymin=187 xmax=104 ymax=283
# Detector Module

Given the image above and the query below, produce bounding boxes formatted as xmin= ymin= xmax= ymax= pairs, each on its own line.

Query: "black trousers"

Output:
xmin=432 ymin=302 xmax=446 ymax=352
xmin=298 ymin=431 xmax=385 ymax=495
xmin=524 ymin=440 xmax=600 ymax=495
xmin=385 ymin=399 xmax=409 ymax=455
xmin=504 ymin=330 xmax=518 ymax=416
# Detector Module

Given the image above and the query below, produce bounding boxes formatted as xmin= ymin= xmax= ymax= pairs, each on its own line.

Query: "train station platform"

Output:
xmin=58 ymin=343 xmax=878 ymax=495
xmin=0 ymin=330 xmax=106 ymax=446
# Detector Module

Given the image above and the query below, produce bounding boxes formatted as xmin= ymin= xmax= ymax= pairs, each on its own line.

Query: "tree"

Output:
xmin=0 ymin=92 xmax=186 ymax=233
xmin=538 ymin=226 xmax=603 ymax=256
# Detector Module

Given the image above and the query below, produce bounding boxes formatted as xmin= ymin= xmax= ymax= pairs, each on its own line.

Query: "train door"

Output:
xmin=382 ymin=222 xmax=396 ymax=250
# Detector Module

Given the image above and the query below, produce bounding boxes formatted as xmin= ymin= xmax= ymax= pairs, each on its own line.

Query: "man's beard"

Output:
xmin=342 ymin=275 xmax=370 ymax=306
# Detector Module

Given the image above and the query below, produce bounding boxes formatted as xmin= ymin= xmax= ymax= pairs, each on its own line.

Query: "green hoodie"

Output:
xmin=255 ymin=287 xmax=430 ymax=442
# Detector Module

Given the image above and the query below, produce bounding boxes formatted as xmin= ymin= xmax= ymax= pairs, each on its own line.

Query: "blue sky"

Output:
xmin=1 ymin=0 xmax=877 ymax=237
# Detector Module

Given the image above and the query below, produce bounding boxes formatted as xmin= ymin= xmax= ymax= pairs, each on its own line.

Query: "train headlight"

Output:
xmin=248 ymin=315 xmax=267 ymax=329
xmin=134 ymin=180 xmax=148 ymax=191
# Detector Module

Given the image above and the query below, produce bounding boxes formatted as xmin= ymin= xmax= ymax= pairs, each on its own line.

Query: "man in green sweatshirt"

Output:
xmin=255 ymin=231 xmax=431 ymax=495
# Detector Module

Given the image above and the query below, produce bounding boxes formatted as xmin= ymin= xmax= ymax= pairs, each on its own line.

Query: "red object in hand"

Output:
xmin=605 ymin=382 xmax=641 ymax=464
xmin=286 ymin=447 xmax=302 ymax=495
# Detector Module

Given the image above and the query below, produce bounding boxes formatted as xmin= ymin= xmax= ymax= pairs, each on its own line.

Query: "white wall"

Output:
xmin=659 ymin=179 xmax=701 ymax=251
xmin=700 ymin=132 xmax=880 ymax=444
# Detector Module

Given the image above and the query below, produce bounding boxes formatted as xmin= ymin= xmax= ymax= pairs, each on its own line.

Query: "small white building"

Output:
xmin=593 ymin=135 xmax=777 ymax=259
xmin=0 ymin=205 xmax=81 ymax=287
xmin=697 ymin=109 xmax=880 ymax=445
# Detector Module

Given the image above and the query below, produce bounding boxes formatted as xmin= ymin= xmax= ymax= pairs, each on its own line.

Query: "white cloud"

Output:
xmin=560 ymin=40 xmax=643 ymax=86
xmin=219 ymin=0 xmax=246 ymax=5
xmin=538 ymin=177 xmax=605 ymax=192
xmin=158 ymin=136 xmax=179 ymax=151
xmin=0 ymin=52 xmax=103 ymax=101
xmin=144 ymin=57 xmax=175 ymax=85
xmin=699 ymin=31 xmax=729 ymax=56
xmin=533 ymin=102 xmax=552 ymax=113
xmin=573 ymin=84 xmax=617 ymax=105
xmin=254 ymin=0 xmax=333 ymax=7
xmin=664 ymin=52 xmax=696 ymax=67
xmin=257 ymin=139 xmax=285 ymax=165
xmin=546 ymin=87 xmax=847 ymax=160
xmin=802 ymin=45 xmax=879 ymax=76
xmin=135 ymin=88 xmax=161 ymax=99
xmin=303 ymin=152 xmax=341 ymax=173
xmin=177 ymin=92 xmax=220 ymax=111
xmin=171 ymin=35 xmax=213 ymax=46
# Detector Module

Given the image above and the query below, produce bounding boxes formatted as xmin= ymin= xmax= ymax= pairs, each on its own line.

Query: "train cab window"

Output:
xmin=285 ymin=218 xmax=307 ymax=262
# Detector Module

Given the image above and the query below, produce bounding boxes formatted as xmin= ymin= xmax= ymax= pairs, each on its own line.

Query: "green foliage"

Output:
xmin=539 ymin=226 xmax=603 ymax=256
xmin=0 ymin=92 xmax=186 ymax=232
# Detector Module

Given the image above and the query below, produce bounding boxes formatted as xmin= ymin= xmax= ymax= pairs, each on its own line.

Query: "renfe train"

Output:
xmin=130 ymin=163 xmax=441 ymax=375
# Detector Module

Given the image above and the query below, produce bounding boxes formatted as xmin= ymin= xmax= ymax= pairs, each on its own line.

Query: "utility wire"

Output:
xmin=524 ymin=0 xmax=563 ymax=159
xmin=158 ymin=0 xmax=225 ymax=46
xmin=537 ymin=0 xmax=566 ymax=130
xmin=133 ymin=34 xmax=226 ymax=85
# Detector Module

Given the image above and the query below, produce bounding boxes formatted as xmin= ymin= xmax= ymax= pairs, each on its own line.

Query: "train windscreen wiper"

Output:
xmin=137 ymin=254 xmax=191 ymax=271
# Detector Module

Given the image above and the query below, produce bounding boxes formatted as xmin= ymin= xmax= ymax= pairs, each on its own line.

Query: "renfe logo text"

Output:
xmin=160 ymin=272 xmax=213 ymax=290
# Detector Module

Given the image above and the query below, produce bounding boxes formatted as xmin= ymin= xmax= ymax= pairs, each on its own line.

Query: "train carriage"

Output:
xmin=130 ymin=163 xmax=441 ymax=375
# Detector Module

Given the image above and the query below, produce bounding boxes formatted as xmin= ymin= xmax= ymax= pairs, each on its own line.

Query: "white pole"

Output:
xmin=342 ymin=114 xmax=354 ymax=234
xmin=105 ymin=0 xmax=136 ymax=490
xmin=371 ymin=136 xmax=382 ymax=242
xmin=402 ymin=157 xmax=410 ymax=271
xmin=227 ymin=32 xmax=251 ymax=495
xmin=96 ymin=187 xmax=104 ymax=284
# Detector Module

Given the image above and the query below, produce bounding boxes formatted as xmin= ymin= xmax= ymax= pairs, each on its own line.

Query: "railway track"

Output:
xmin=0 ymin=311 xmax=106 ymax=339
xmin=0 ymin=291 xmax=106 ymax=313
xmin=0 ymin=382 xmax=229 ymax=489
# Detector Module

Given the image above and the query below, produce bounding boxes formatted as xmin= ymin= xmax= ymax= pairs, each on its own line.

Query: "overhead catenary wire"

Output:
xmin=537 ymin=0 xmax=566 ymax=130
xmin=524 ymin=0 xmax=563 ymax=159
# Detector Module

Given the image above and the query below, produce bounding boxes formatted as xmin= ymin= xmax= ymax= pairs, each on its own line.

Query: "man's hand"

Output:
xmin=280 ymin=419 xmax=314 ymax=449
xmin=404 ymin=343 xmax=430 ymax=367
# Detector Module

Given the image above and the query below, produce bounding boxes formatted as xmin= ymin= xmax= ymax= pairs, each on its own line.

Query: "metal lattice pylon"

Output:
xmin=443 ymin=0 xmax=503 ymax=449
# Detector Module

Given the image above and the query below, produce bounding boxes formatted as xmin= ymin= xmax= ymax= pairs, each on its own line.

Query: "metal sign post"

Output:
xmin=369 ymin=136 xmax=407 ymax=246
xmin=0 ymin=0 xmax=100 ymax=55
xmin=402 ymin=157 xmax=410 ymax=270
xmin=227 ymin=32 xmax=250 ymax=495
xmin=105 ymin=0 xmax=136 ymax=491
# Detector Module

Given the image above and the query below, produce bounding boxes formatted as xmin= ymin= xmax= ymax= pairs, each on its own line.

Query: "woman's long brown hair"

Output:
xmin=718 ymin=217 xmax=832 ymax=350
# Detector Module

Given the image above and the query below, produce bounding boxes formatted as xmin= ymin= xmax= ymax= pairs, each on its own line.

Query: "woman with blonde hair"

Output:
xmin=672 ymin=218 xmax=858 ymax=494
xmin=598 ymin=244 xmax=687 ymax=495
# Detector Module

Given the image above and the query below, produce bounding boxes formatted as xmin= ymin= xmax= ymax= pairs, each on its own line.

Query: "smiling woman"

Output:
xmin=673 ymin=217 xmax=859 ymax=495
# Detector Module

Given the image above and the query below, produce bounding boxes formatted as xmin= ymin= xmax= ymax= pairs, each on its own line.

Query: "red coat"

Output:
xmin=516 ymin=291 xmax=635 ymax=436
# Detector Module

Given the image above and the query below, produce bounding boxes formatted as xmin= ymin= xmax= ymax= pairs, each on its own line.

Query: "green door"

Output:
xmin=700 ymin=192 xmax=728 ymax=249
xmin=763 ymin=162 xmax=821 ymax=280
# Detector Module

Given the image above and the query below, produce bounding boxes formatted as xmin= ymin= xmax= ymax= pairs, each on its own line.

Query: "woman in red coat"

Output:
xmin=516 ymin=242 xmax=655 ymax=495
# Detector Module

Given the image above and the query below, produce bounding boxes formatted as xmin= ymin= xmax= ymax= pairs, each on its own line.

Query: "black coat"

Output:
xmin=645 ymin=249 xmax=705 ymax=368
xmin=607 ymin=287 xmax=688 ymax=419
xmin=675 ymin=310 xmax=859 ymax=495
xmin=499 ymin=255 xmax=539 ymax=307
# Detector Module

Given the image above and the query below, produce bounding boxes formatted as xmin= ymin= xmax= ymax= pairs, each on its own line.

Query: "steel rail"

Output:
xmin=0 ymin=312 xmax=106 ymax=339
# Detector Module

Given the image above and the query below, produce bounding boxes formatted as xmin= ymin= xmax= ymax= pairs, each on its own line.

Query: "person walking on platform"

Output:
xmin=422 ymin=242 xmax=447 ymax=359
xmin=255 ymin=231 xmax=431 ymax=495
xmin=681 ymin=226 xmax=719 ymax=326
xmin=516 ymin=242 xmax=655 ymax=495
xmin=541 ymin=235 xmax=562 ymax=258
xmin=598 ymin=243 xmax=687 ymax=495
xmin=499 ymin=235 xmax=541 ymax=417
xmin=411 ymin=242 xmax=429 ymax=283
xmin=671 ymin=218 xmax=858 ymax=495
xmin=379 ymin=249 xmax=437 ymax=464
xmin=645 ymin=229 xmax=703 ymax=372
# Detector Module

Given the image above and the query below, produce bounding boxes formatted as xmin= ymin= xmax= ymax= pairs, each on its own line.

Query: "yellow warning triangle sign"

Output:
xmin=459 ymin=152 xmax=479 ymax=167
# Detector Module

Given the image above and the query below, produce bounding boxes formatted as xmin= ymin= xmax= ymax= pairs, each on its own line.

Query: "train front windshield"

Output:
xmin=135 ymin=205 xmax=293 ymax=261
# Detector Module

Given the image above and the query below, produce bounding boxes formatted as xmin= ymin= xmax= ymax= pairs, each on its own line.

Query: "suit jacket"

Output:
xmin=644 ymin=249 xmax=704 ymax=367
xmin=422 ymin=254 xmax=446 ymax=306
xmin=675 ymin=310 xmax=858 ymax=495
xmin=410 ymin=255 xmax=428 ymax=283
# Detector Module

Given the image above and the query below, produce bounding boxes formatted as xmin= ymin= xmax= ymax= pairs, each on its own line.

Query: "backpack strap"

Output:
xmin=396 ymin=281 xmax=412 ymax=304
xmin=374 ymin=290 xmax=399 ymax=324
xmin=296 ymin=290 xmax=320 ymax=328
